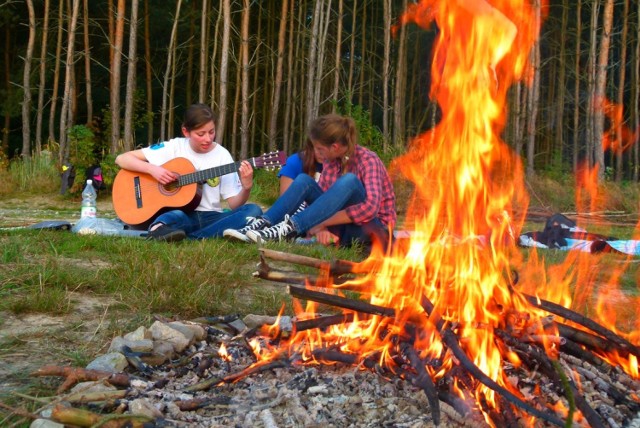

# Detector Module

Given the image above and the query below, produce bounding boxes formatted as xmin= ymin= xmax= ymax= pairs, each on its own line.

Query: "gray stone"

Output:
xmin=124 ymin=326 xmax=152 ymax=341
xmin=86 ymin=352 xmax=128 ymax=372
xmin=149 ymin=321 xmax=190 ymax=353
xmin=243 ymin=314 xmax=292 ymax=332
xmin=129 ymin=398 xmax=163 ymax=418
xmin=30 ymin=419 xmax=64 ymax=428
xmin=109 ymin=336 xmax=154 ymax=354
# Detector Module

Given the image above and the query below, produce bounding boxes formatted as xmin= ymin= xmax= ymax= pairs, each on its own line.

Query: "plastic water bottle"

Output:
xmin=81 ymin=179 xmax=97 ymax=219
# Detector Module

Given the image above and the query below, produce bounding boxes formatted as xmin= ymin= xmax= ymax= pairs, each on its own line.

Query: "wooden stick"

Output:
xmin=31 ymin=366 xmax=130 ymax=393
xmin=259 ymin=248 xmax=360 ymax=275
xmin=288 ymin=285 xmax=394 ymax=317
xmin=401 ymin=342 xmax=440 ymax=425
xmin=294 ymin=313 xmax=356 ymax=331
xmin=523 ymin=293 xmax=640 ymax=360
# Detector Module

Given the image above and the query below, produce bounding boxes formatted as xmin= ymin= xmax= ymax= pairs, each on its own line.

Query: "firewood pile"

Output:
xmin=24 ymin=248 xmax=640 ymax=427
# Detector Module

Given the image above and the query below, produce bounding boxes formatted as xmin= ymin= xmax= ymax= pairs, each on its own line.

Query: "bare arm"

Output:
xmin=115 ymin=150 xmax=178 ymax=185
xmin=308 ymin=210 xmax=353 ymax=246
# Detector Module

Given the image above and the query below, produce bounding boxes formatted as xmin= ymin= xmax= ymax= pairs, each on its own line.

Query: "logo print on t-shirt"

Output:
xmin=206 ymin=177 xmax=220 ymax=188
xmin=149 ymin=142 xmax=165 ymax=150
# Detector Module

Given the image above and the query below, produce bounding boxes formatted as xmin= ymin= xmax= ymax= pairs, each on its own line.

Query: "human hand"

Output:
xmin=151 ymin=165 xmax=179 ymax=185
xmin=314 ymin=229 xmax=339 ymax=246
xmin=238 ymin=160 xmax=254 ymax=190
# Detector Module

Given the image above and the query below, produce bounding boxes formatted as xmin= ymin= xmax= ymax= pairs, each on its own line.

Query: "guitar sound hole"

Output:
xmin=159 ymin=180 xmax=180 ymax=196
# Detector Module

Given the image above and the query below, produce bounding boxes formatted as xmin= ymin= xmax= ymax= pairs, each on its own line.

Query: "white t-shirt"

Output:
xmin=142 ymin=138 xmax=242 ymax=212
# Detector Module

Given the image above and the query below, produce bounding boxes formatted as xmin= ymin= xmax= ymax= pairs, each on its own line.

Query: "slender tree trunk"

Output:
xmin=82 ymin=0 xmax=93 ymax=125
xmin=144 ymin=0 xmax=153 ymax=145
xmin=35 ymin=0 xmax=50 ymax=155
xmin=585 ymin=0 xmax=600 ymax=169
xmin=572 ymin=0 xmax=582 ymax=172
xmin=218 ymin=0 xmax=230 ymax=144
xmin=240 ymin=0 xmax=250 ymax=159
xmin=331 ymin=0 xmax=343 ymax=111
xmin=347 ymin=0 xmax=357 ymax=98
xmin=209 ymin=3 xmax=222 ymax=107
xmin=123 ymin=0 xmax=139 ymax=152
xmin=526 ymin=0 xmax=541 ymax=178
xmin=614 ymin=0 xmax=629 ymax=182
xmin=314 ymin=0 xmax=332 ymax=115
xmin=21 ymin=0 xmax=36 ymax=158
xmin=110 ymin=0 xmax=126 ymax=153
xmin=168 ymin=35 xmax=177 ymax=136
xmin=634 ymin=2 xmax=640 ymax=182
xmin=268 ymin=0 xmax=288 ymax=151
xmin=49 ymin=0 xmax=64 ymax=145
xmin=59 ymin=0 xmax=80 ymax=165
xmin=186 ymin=2 xmax=195 ymax=107
xmin=306 ymin=0 xmax=323 ymax=123
xmin=393 ymin=0 xmax=408 ymax=150
xmin=198 ymin=0 xmax=209 ymax=103
xmin=283 ymin=0 xmax=296 ymax=154
xmin=358 ymin=1 xmax=367 ymax=106
xmin=554 ymin=0 xmax=568 ymax=168
xmin=2 ymin=23 xmax=10 ymax=157
xmin=160 ymin=0 xmax=183 ymax=141
xmin=593 ymin=0 xmax=614 ymax=181
xmin=381 ymin=0 xmax=391 ymax=148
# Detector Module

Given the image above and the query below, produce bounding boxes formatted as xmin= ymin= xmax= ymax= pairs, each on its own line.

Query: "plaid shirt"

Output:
xmin=318 ymin=145 xmax=396 ymax=227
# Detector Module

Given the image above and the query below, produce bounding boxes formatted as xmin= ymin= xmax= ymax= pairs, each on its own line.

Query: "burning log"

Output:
xmin=288 ymin=285 xmax=394 ymax=317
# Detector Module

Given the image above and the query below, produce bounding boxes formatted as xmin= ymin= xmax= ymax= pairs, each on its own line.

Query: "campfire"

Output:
xmin=237 ymin=0 xmax=640 ymax=426
xmin=28 ymin=0 xmax=640 ymax=427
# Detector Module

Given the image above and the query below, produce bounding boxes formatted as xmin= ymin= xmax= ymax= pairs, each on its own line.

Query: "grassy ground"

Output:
xmin=1 ymin=156 xmax=639 ymax=426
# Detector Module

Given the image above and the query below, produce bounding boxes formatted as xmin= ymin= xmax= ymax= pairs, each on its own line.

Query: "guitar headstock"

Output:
xmin=253 ymin=151 xmax=287 ymax=170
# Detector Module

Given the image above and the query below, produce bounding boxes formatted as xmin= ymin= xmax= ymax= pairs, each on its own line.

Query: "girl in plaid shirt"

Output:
xmin=224 ymin=114 xmax=396 ymax=253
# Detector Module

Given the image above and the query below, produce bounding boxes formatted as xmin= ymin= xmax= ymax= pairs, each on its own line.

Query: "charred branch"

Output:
xmin=30 ymin=365 xmax=131 ymax=394
xmin=288 ymin=285 xmax=395 ymax=317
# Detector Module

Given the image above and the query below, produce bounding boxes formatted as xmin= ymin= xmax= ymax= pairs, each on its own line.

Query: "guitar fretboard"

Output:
xmin=177 ymin=161 xmax=244 ymax=187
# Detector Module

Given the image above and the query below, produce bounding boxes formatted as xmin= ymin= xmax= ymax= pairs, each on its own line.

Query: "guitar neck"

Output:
xmin=176 ymin=159 xmax=248 ymax=187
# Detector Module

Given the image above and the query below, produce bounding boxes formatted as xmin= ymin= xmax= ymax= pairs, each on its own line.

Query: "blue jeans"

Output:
xmin=263 ymin=173 xmax=390 ymax=249
xmin=152 ymin=203 xmax=262 ymax=239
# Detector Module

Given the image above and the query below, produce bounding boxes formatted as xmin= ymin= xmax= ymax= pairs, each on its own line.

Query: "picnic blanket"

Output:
xmin=518 ymin=213 xmax=640 ymax=256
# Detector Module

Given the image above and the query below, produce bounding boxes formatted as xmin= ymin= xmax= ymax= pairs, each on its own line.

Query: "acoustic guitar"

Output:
xmin=112 ymin=151 xmax=285 ymax=227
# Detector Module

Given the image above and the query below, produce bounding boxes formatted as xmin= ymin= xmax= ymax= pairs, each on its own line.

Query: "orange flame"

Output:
xmin=244 ymin=0 xmax=639 ymax=422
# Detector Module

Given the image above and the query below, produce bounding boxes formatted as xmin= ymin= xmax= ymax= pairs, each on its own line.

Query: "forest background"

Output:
xmin=0 ymin=0 xmax=638 ymax=188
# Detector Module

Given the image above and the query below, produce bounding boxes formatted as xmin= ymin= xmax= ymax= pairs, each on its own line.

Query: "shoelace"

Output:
xmin=260 ymin=216 xmax=293 ymax=239
xmin=239 ymin=217 xmax=266 ymax=233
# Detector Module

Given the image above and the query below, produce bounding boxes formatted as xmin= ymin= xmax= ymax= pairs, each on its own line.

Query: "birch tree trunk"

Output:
xmin=283 ymin=0 xmax=296 ymax=154
xmin=347 ymin=0 xmax=357 ymax=97
xmin=110 ymin=0 xmax=126 ymax=153
xmin=160 ymin=0 xmax=183 ymax=141
xmin=123 ymin=0 xmax=139 ymax=152
xmin=82 ymin=0 xmax=93 ymax=125
xmin=21 ymin=0 xmax=36 ymax=158
xmin=209 ymin=3 xmax=222 ymax=107
xmin=593 ymin=0 xmax=614 ymax=181
xmin=35 ymin=0 xmax=50 ymax=155
xmin=634 ymin=3 xmax=640 ymax=182
xmin=198 ymin=0 xmax=209 ymax=103
xmin=553 ymin=0 xmax=568 ymax=168
xmin=331 ymin=0 xmax=343 ymax=111
xmin=393 ymin=0 xmax=408 ymax=150
xmin=572 ymin=0 xmax=582 ymax=171
xmin=240 ymin=0 xmax=250 ymax=159
xmin=585 ymin=0 xmax=600 ymax=169
xmin=381 ymin=0 xmax=391 ymax=148
xmin=59 ymin=0 xmax=80 ymax=165
xmin=218 ymin=0 xmax=230 ymax=144
xmin=48 ymin=0 xmax=64 ymax=145
xmin=314 ymin=0 xmax=332 ymax=115
xmin=144 ymin=0 xmax=153 ymax=145
xmin=526 ymin=0 xmax=541 ymax=178
xmin=268 ymin=0 xmax=288 ymax=151
xmin=614 ymin=0 xmax=629 ymax=182
xmin=306 ymin=0 xmax=323 ymax=123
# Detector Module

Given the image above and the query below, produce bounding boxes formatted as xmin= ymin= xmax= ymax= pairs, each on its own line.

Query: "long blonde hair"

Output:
xmin=308 ymin=114 xmax=357 ymax=174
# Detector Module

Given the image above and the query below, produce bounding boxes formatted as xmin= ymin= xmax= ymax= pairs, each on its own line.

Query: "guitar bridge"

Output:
xmin=134 ymin=176 xmax=142 ymax=208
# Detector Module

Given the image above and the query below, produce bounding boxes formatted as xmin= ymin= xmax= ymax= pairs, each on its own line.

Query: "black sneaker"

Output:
xmin=246 ymin=215 xmax=297 ymax=243
xmin=147 ymin=225 xmax=186 ymax=242
xmin=223 ymin=216 xmax=269 ymax=242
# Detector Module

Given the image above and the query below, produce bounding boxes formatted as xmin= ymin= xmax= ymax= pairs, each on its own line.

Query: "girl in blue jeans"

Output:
xmin=224 ymin=114 xmax=396 ymax=252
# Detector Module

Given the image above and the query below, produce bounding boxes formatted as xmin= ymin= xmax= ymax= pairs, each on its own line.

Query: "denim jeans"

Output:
xmin=263 ymin=173 xmax=390 ymax=249
xmin=152 ymin=203 xmax=262 ymax=239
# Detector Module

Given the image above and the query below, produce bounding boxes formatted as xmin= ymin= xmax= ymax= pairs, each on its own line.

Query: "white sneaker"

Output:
xmin=223 ymin=216 xmax=269 ymax=242
xmin=246 ymin=215 xmax=297 ymax=243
